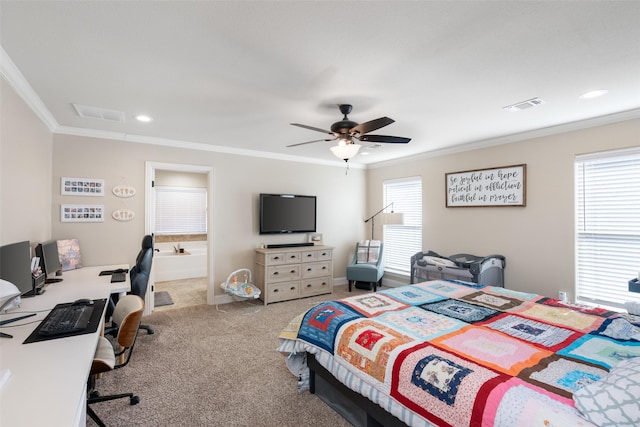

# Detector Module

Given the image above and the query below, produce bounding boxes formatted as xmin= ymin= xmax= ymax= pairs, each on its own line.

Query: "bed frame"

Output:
xmin=307 ymin=353 xmax=408 ymax=427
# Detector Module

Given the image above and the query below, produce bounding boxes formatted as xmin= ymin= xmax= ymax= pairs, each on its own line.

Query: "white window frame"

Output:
xmin=575 ymin=147 xmax=640 ymax=309
xmin=155 ymin=186 xmax=208 ymax=235
xmin=383 ymin=177 xmax=422 ymax=275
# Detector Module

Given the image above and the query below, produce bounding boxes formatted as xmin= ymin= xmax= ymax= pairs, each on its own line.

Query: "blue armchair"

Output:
xmin=346 ymin=241 xmax=384 ymax=292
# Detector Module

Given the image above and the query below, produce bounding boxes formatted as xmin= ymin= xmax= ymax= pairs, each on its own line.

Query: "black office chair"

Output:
xmin=130 ymin=234 xmax=154 ymax=334
xmin=87 ymin=295 xmax=144 ymax=427
xmin=106 ymin=235 xmax=155 ymax=336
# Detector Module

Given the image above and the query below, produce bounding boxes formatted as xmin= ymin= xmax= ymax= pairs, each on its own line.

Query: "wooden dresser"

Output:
xmin=254 ymin=245 xmax=333 ymax=305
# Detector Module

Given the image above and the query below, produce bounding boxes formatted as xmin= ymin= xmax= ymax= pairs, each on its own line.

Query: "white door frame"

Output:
xmin=145 ymin=161 xmax=215 ymax=311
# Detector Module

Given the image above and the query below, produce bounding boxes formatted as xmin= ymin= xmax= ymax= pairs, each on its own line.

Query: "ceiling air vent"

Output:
xmin=72 ymin=104 xmax=126 ymax=122
xmin=503 ymin=97 xmax=546 ymax=112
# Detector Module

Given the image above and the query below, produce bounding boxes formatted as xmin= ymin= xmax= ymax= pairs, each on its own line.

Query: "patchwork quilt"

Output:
xmin=282 ymin=280 xmax=640 ymax=427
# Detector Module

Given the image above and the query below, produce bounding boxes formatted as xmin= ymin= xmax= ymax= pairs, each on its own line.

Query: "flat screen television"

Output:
xmin=0 ymin=240 xmax=35 ymax=296
xmin=36 ymin=240 xmax=63 ymax=283
xmin=259 ymin=194 xmax=316 ymax=234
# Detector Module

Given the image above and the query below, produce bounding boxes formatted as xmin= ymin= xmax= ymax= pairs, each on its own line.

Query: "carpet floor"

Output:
xmin=87 ymin=287 xmax=357 ymax=426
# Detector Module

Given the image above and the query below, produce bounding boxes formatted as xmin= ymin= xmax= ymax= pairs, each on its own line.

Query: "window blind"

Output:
xmin=155 ymin=186 xmax=207 ymax=234
xmin=575 ymin=147 xmax=640 ymax=308
xmin=383 ymin=177 xmax=422 ymax=275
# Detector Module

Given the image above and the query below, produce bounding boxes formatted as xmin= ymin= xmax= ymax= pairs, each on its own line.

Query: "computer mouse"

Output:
xmin=72 ymin=298 xmax=93 ymax=306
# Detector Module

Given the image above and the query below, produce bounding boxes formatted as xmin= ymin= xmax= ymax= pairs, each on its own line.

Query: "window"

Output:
xmin=155 ymin=186 xmax=207 ymax=234
xmin=383 ymin=177 xmax=422 ymax=275
xmin=575 ymin=147 xmax=640 ymax=309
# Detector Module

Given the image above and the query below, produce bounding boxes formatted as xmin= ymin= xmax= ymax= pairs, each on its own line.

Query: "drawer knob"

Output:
xmin=291 ymin=270 xmax=296 ymax=273
xmin=322 ymin=282 xmax=327 ymax=286
xmin=307 ymin=268 xmax=312 ymax=272
xmin=307 ymin=254 xmax=313 ymax=257
xmin=290 ymin=286 xmax=296 ymax=290
xmin=322 ymin=266 xmax=327 ymax=270
xmin=273 ymin=289 xmax=279 ymax=293
xmin=273 ymin=272 xmax=279 ymax=275
xmin=307 ymin=284 xmax=312 ymax=288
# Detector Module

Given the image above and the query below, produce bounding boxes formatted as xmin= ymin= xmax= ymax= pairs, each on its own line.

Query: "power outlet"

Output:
xmin=558 ymin=291 xmax=568 ymax=302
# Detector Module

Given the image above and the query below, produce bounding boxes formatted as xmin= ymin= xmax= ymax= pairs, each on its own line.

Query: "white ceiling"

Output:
xmin=1 ymin=1 xmax=639 ymax=166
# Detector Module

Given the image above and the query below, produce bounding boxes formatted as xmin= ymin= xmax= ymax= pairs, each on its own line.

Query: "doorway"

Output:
xmin=145 ymin=162 xmax=215 ymax=313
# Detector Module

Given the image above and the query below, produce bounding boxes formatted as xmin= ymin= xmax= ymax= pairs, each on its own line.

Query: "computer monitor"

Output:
xmin=36 ymin=240 xmax=63 ymax=284
xmin=0 ymin=240 xmax=35 ymax=296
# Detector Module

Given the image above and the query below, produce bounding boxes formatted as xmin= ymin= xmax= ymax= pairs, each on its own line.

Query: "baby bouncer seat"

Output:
xmin=220 ymin=268 xmax=261 ymax=299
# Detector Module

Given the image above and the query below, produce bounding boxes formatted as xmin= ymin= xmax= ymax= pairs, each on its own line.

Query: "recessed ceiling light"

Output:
xmin=579 ymin=89 xmax=608 ymax=99
xmin=134 ymin=114 xmax=153 ymax=122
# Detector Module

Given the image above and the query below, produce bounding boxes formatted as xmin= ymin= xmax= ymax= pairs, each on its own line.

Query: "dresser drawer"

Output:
xmin=268 ymin=281 xmax=300 ymax=303
xmin=315 ymin=249 xmax=332 ymax=261
xmin=301 ymin=261 xmax=332 ymax=279
xmin=267 ymin=265 xmax=300 ymax=283
xmin=301 ymin=250 xmax=318 ymax=262
xmin=265 ymin=252 xmax=298 ymax=265
xmin=300 ymin=277 xmax=332 ymax=297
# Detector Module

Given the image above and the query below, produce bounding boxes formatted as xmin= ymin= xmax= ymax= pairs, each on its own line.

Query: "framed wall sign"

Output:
xmin=61 ymin=204 xmax=105 ymax=222
xmin=61 ymin=177 xmax=104 ymax=196
xmin=446 ymin=164 xmax=526 ymax=207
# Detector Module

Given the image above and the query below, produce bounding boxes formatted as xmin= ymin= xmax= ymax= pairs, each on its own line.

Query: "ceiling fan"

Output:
xmin=288 ymin=104 xmax=411 ymax=162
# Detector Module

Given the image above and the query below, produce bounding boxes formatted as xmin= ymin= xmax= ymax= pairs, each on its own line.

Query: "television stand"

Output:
xmin=255 ymin=245 xmax=333 ymax=305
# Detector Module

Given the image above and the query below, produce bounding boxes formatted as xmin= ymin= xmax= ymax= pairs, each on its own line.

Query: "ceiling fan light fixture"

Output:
xmin=330 ymin=143 xmax=361 ymax=161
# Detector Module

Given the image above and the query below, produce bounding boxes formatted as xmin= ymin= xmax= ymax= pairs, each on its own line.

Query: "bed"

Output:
xmin=278 ymin=280 xmax=640 ymax=427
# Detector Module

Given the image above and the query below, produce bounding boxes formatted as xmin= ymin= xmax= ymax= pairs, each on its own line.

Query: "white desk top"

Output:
xmin=0 ymin=264 xmax=130 ymax=427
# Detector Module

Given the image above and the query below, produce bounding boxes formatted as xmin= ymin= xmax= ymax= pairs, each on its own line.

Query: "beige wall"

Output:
xmin=51 ymin=134 xmax=366 ymax=298
xmin=368 ymin=118 xmax=640 ymax=300
xmin=155 ymin=170 xmax=207 ymax=188
xmin=0 ymin=79 xmax=52 ymax=248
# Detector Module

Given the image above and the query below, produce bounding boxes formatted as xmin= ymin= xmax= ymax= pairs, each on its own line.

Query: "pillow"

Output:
xmin=356 ymin=240 xmax=381 ymax=264
xmin=573 ymin=357 xmax=640 ymax=426
xmin=423 ymin=256 xmax=457 ymax=267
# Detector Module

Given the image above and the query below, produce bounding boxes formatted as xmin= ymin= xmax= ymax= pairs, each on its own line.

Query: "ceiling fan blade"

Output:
xmin=350 ymin=117 xmax=394 ymax=135
xmin=287 ymin=137 xmax=336 ymax=147
xmin=290 ymin=123 xmax=334 ymax=135
xmin=358 ymin=134 xmax=411 ymax=144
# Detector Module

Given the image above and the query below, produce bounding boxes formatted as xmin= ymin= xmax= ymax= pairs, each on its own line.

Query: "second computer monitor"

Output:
xmin=36 ymin=240 xmax=63 ymax=283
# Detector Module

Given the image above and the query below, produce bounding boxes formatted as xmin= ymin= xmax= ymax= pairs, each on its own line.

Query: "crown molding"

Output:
xmin=54 ymin=125 xmax=365 ymax=169
xmin=369 ymin=108 xmax=640 ymax=169
xmin=1 ymin=45 xmax=59 ymax=131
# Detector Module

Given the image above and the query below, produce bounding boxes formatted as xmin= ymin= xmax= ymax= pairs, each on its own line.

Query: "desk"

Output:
xmin=0 ymin=265 xmax=130 ymax=427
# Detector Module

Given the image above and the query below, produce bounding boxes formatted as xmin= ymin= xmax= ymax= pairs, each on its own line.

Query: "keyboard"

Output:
xmin=38 ymin=305 xmax=94 ymax=336
xmin=111 ymin=272 xmax=126 ymax=283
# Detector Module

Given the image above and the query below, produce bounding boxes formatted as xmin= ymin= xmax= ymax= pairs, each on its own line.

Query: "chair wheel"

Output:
xmin=89 ymin=391 xmax=100 ymax=398
xmin=130 ymin=395 xmax=140 ymax=405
